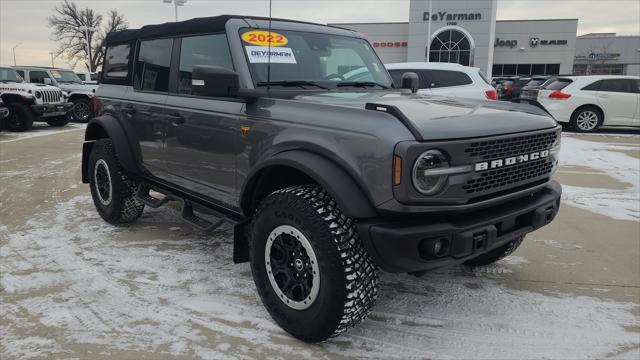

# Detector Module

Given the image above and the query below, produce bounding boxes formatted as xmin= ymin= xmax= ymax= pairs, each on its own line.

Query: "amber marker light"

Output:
xmin=393 ymin=155 xmax=402 ymax=186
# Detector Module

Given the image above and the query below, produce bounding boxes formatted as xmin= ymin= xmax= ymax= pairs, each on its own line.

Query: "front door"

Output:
xmin=160 ymin=33 xmax=241 ymax=207
xmin=596 ymin=79 xmax=638 ymax=126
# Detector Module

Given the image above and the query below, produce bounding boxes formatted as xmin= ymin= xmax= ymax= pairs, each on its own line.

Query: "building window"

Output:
xmin=492 ymin=63 xmax=561 ymax=76
xmin=574 ymin=63 xmax=624 ymax=75
xmin=427 ymin=29 xmax=472 ymax=66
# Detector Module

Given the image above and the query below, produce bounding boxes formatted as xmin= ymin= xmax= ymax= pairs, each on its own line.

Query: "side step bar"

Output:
xmin=136 ymin=184 xmax=228 ymax=232
xmin=136 ymin=185 xmax=171 ymax=208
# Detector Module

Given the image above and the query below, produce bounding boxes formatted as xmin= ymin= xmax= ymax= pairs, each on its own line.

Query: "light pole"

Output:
xmin=49 ymin=52 xmax=55 ymax=67
xmin=12 ymin=42 xmax=22 ymax=66
xmin=425 ymin=0 xmax=432 ymax=62
xmin=163 ymin=0 xmax=187 ymax=22
xmin=79 ymin=26 xmax=98 ymax=71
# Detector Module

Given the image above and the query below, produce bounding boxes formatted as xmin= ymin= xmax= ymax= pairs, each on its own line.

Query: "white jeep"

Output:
xmin=13 ymin=66 xmax=98 ymax=122
xmin=0 ymin=67 xmax=73 ymax=132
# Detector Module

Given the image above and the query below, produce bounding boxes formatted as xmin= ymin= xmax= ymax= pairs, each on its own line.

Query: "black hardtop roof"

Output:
xmin=106 ymin=14 xmax=340 ymax=44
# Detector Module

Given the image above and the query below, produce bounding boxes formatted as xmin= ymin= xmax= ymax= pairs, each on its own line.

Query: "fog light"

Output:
xmin=419 ymin=237 xmax=450 ymax=259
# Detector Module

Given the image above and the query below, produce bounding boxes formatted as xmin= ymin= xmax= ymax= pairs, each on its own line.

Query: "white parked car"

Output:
xmin=385 ymin=62 xmax=497 ymax=100
xmin=537 ymin=75 xmax=640 ymax=132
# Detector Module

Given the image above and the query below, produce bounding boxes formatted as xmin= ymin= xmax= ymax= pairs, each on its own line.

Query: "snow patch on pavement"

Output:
xmin=0 ymin=123 xmax=86 ymax=144
xmin=559 ymin=135 xmax=640 ymax=220
xmin=1 ymin=195 xmax=638 ymax=359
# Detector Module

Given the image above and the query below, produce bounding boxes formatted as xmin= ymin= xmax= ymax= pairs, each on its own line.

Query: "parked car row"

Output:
xmin=0 ymin=66 xmax=99 ymax=132
xmin=491 ymin=74 xmax=640 ymax=132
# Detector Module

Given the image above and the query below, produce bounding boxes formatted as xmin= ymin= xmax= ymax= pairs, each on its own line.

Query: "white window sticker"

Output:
xmin=245 ymin=46 xmax=297 ymax=64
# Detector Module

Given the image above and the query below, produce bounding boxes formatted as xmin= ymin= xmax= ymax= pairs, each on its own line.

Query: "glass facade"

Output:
xmin=492 ymin=63 xmax=561 ymax=76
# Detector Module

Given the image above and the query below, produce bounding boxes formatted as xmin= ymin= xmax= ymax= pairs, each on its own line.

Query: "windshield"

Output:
xmin=51 ymin=69 xmax=82 ymax=83
xmin=239 ymin=28 xmax=393 ymax=89
xmin=0 ymin=67 xmax=23 ymax=82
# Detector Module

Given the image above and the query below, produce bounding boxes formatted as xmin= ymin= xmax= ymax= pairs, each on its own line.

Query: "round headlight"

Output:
xmin=35 ymin=91 xmax=42 ymax=99
xmin=412 ymin=149 xmax=449 ymax=195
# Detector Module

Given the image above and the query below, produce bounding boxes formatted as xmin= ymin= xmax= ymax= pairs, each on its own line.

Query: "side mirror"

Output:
xmin=43 ymin=78 xmax=53 ymax=85
xmin=192 ymin=65 xmax=239 ymax=98
xmin=401 ymin=72 xmax=419 ymax=93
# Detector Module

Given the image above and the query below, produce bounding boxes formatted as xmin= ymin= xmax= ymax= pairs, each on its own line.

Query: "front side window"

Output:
xmin=29 ymin=70 xmax=51 ymax=84
xmin=104 ymin=44 xmax=131 ymax=81
xmin=599 ymin=79 xmax=632 ymax=93
xmin=178 ymin=34 xmax=234 ymax=95
xmin=135 ymin=38 xmax=173 ymax=92
xmin=239 ymin=29 xmax=392 ymax=89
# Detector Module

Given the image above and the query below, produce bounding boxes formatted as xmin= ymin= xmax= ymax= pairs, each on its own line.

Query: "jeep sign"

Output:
xmin=495 ymin=38 xmax=518 ymax=48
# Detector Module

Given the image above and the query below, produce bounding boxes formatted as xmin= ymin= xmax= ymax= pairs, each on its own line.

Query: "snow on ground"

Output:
xmin=559 ymin=133 xmax=640 ymax=221
xmin=0 ymin=123 xmax=86 ymax=144
xmin=1 ymin=195 xmax=638 ymax=359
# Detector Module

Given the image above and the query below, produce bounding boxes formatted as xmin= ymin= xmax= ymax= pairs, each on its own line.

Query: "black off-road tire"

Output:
xmin=249 ymin=185 xmax=378 ymax=342
xmin=4 ymin=102 xmax=34 ymax=132
xmin=46 ymin=115 xmax=69 ymax=127
xmin=464 ymin=235 xmax=525 ymax=267
xmin=570 ymin=106 xmax=603 ymax=133
xmin=88 ymin=139 xmax=145 ymax=224
xmin=71 ymin=98 xmax=93 ymax=123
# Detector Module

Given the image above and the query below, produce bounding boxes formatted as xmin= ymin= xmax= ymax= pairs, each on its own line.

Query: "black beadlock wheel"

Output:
xmin=4 ymin=102 xmax=34 ymax=132
xmin=463 ymin=235 xmax=525 ymax=267
xmin=249 ymin=185 xmax=378 ymax=342
xmin=88 ymin=139 xmax=145 ymax=224
xmin=71 ymin=98 xmax=93 ymax=123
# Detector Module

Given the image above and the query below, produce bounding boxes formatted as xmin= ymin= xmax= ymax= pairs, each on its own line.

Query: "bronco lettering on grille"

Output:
xmin=475 ymin=150 xmax=549 ymax=172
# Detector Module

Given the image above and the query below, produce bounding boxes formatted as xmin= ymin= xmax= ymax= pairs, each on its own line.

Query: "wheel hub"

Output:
xmin=576 ymin=110 xmax=598 ymax=131
xmin=74 ymin=103 xmax=90 ymax=121
xmin=94 ymin=159 xmax=112 ymax=206
xmin=265 ymin=225 xmax=320 ymax=310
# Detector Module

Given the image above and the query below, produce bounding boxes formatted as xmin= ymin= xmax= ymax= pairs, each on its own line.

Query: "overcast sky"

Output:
xmin=1 ymin=0 xmax=639 ymax=69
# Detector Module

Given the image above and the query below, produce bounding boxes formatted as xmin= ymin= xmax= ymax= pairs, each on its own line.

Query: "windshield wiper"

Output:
xmin=256 ymin=80 xmax=328 ymax=89
xmin=336 ymin=81 xmax=389 ymax=89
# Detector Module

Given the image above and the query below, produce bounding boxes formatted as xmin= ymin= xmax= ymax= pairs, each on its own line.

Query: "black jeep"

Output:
xmin=82 ymin=15 xmax=562 ymax=342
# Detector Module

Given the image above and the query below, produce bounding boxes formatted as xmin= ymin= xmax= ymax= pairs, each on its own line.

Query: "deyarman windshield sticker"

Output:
xmin=245 ymin=46 xmax=297 ymax=64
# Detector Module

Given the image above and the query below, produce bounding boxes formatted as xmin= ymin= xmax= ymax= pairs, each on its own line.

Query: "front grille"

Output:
xmin=41 ymin=90 xmax=63 ymax=103
xmin=462 ymin=158 xmax=554 ymax=194
xmin=465 ymin=131 xmax=557 ymax=161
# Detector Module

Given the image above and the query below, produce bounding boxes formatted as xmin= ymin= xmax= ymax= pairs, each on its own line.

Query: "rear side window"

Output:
xmin=544 ymin=79 xmax=572 ymax=90
xmin=29 ymin=70 xmax=50 ymax=84
xmin=135 ymin=38 xmax=173 ymax=92
xmin=599 ymin=79 xmax=632 ymax=93
xmin=103 ymin=44 xmax=131 ymax=83
xmin=421 ymin=70 xmax=472 ymax=88
xmin=582 ymin=80 xmax=602 ymax=91
xmin=177 ymin=34 xmax=234 ymax=95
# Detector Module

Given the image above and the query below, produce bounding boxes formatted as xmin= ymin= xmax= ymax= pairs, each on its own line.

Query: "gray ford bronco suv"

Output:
xmin=82 ymin=15 xmax=562 ymax=342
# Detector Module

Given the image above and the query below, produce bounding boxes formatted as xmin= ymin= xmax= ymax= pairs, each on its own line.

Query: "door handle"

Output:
xmin=167 ymin=113 xmax=185 ymax=126
xmin=123 ymin=105 xmax=136 ymax=117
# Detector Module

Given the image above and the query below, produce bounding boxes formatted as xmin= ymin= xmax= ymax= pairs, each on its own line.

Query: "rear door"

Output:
xmin=596 ymin=79 xmax=637 ymax=126
xmin=127 ymin=38 xmax=172 ymax=177
xmin=161 ymin=33 xmax=242 ymax=206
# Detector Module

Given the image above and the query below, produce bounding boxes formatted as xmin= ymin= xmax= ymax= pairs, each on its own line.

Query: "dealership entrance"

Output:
xmin=427 ymin=27 xmax=474 ymax=66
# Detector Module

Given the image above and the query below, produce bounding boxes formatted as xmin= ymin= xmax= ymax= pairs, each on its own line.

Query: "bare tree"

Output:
xmin=48 ymin=1 xmax=127 ymax=71
xmin=576 ymin=38 xmax=615 ymax=75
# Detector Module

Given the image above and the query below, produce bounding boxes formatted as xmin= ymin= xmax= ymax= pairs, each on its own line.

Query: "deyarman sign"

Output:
xmin=423 ymin=11 xmax=482 ymax=21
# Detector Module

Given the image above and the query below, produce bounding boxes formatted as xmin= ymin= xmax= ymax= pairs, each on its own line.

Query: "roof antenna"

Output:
xmin=267 ymin=0 xmax=272 ymax=93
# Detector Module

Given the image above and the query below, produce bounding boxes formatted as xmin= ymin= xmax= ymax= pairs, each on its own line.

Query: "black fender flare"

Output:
xmin=240 ymin=150 xmax=377 ymax=219
xmin=82 ymin=115 xmax=140 ymax=183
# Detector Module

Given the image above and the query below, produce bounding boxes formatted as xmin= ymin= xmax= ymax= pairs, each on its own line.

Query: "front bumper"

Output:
xmin=31 ymin=102 xmax=74 ymax=117
xmin=358 ymin=181 xmax=561 ymax=273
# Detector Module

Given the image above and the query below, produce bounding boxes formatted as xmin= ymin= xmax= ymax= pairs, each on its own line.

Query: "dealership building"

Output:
xmin=332 ymin=0 xmax=639 ymax=78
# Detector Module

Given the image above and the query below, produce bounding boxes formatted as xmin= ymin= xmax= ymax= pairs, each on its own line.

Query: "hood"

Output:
xmin=57 ymin=82 xmax=98 ymax=93
xmin=0 ymin=81 xmax=60 ymax=93
xmin=293 ymin=90 xmax=557 ymax=141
